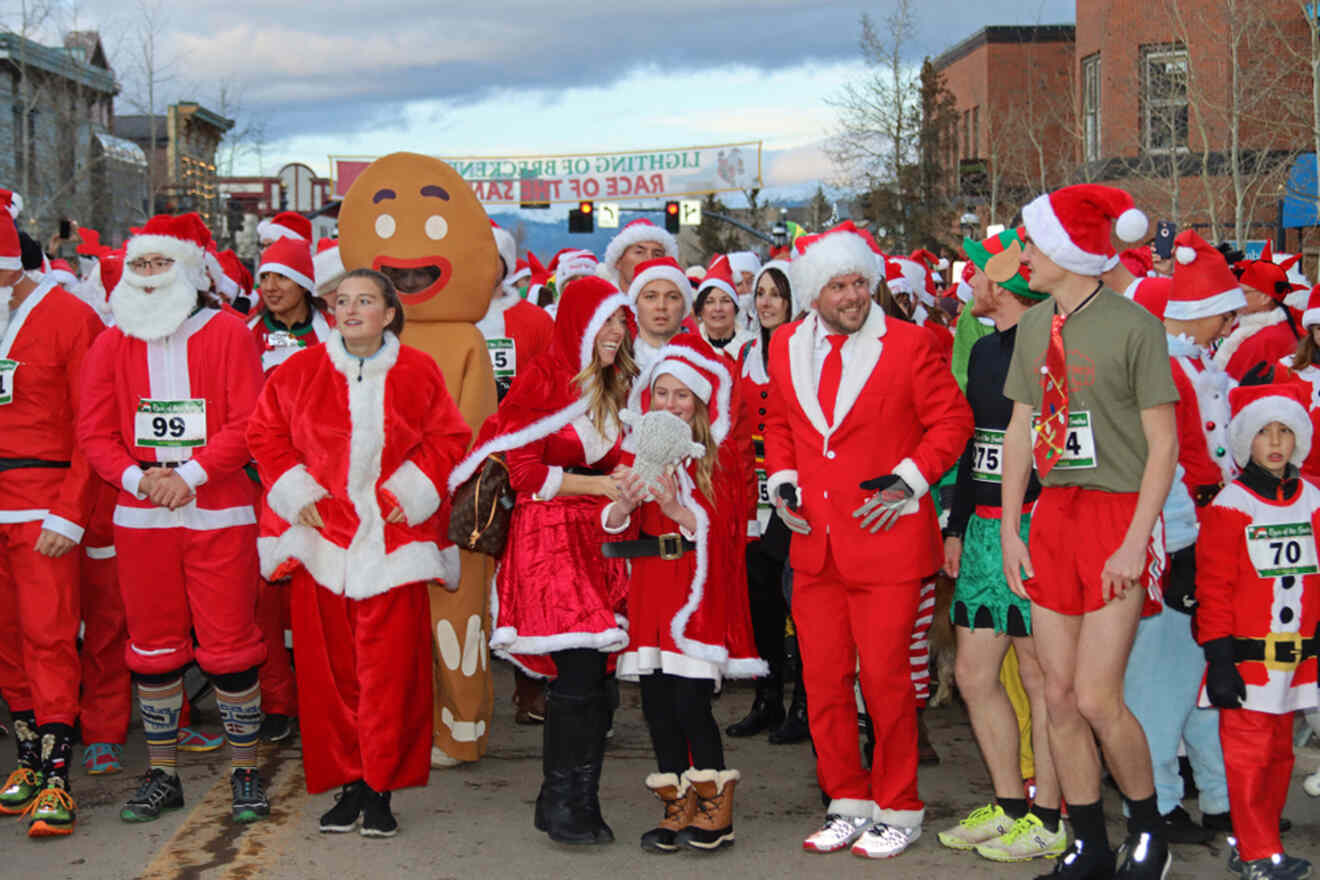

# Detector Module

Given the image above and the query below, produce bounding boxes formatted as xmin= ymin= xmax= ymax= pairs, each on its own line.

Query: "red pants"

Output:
xmin=116 ymin=524 xmax=265 ymax=676
xmin=256 ymin=578 xmax=297 ymax=715
xmin=792 ymin=545 xmax=923 ymax=825
xmin=79 ymin=547 xmax=130 ymax=743
xmin=290 ymin=570 xmax=433 ymax=795
xmin=1221 ymin=707 xmax=1294 ymax=861
xmin=0 ymin=521 xmax=81 ymax=725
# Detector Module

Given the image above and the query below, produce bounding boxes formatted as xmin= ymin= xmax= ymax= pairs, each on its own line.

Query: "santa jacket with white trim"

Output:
xmin=0 ymin=279 xmax=105 ymax=542
xmin=246 ymin=331 xmax=471 ymax=599
xmin=79 ymin=307 xmax=264 ymax=529
xmin=1168 ymin=335 xmax=1237 ymax=535
xmin=477 ymin=290 xmax=554 ymax=367
xmin=247 ymin=307 xmax=332 ymax=375
xmin=763 ymin=305 xmax=973 ymax=582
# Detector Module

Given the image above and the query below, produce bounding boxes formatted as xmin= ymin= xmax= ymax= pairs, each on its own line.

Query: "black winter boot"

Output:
xmin=769 ymin=669 xmax=809 ymax=745
xmin=725 ymin=666 xmax=785 ymax=737
xmin=539 ymin=690 xmax=611 ymax=845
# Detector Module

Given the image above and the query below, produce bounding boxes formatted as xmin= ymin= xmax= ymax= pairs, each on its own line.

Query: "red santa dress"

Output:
xmin=246 ymin=331 xmax=471 ymax=794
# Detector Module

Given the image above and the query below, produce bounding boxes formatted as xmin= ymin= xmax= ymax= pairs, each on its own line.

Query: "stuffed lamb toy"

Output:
xmin=619 ymin=409 xmax=704 ymax=498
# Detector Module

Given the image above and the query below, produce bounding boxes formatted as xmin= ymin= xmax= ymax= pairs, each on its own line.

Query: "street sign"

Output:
xmin=1241 ymin=240 xmax=1269 ymax=260
xmin=679 ymin=199 xmax=702 ymax=227
xmin=596 ymin=202 xmax=620 ymax=228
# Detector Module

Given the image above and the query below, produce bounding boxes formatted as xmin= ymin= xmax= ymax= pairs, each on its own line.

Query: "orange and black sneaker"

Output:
xmin=24 ymin=778 xmax=75 ymax=837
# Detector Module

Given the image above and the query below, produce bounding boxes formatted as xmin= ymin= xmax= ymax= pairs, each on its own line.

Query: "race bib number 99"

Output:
xmin=971 ymin=428 xmax=1004 ymax=482
xmin=1246 ymin=522 xmax=1319 ymax=578
xmin=135 ymin=399 xmax=207 ymax=448
xmin=0 ymin=359 xmax=17 ymax=405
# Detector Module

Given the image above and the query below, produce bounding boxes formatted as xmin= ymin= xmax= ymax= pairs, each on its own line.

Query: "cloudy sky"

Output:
xmin=39 ymin=0 xmax=1073 ymax=196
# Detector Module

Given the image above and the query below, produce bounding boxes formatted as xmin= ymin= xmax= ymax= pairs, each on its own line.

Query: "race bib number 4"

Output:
xmin=1033 ymin=410 xmax=1098 ymax=470
xmin=0 ymin=359 xmax=16 ymax=405
xmin=486 ymin=337 xmax=516 ymax=380
xmin=135 ymin=399 xmax=207 ymax=448
xmin=971 ymin=428 xmax=1004 ymax=482
xmin=1246 ymin=522 xmax=1319 ymax=578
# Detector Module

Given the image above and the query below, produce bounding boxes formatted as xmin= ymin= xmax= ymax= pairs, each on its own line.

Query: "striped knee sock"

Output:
xmin=215 ymin=683 xmax=262 ymax=770
xmin=137 ymin=679 xmax=183 ymax=773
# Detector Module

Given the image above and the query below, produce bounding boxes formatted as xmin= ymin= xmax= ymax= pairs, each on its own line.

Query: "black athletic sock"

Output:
xmin=11 ymin=710 xmax=38 ymax=769
xmin=1069 ymin=800 xmax=1109 ymax=852
xmin=1032 ymin=804 xmax=1062 ymax=834
xmin=997 ymin=796 xmax=1029 ymax=820
xmin=37 ymin=722 xmax=75 ymax=789
xmin=1125 ymin=793 xmax=1160 ymax=835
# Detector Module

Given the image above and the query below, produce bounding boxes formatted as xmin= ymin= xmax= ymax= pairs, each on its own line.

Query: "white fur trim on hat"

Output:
xmin=602 ymin=223 xmax=677 ymax=281
xmin=1228 ymin=395 xmax=1312 ymax=468
xmin=578 ymin=290 xmax=633 ymax=374
xmin=696 ymin=277 xmax=736 ymax=301
xmin=644 ymin=342 xmax=732 ymax=446
xmin=1163 ymin=287 xmax=1247 ymax=321
xmin=125 ymin=233 xmax=208 ymax=291
xmin=257 ymin=259 xmax=315 ymax=294
xmin=628 ymin=262 xmax=693 ymax=312
xmin=1022 ymin=193 xmax=1114 ymax=277
xmin=652 ymin=359 xmax=713 ymax=403
xmin=492 ymin=225 xmax=517 ymax=279
xmin=727 ymin=251 xmax=760 ymax=281
xmin=753 ymin=259 xmax=800 ymax=318
xmin=789 ymin=233 xmax=879 ymax=306
xmin=1304 ymin=307 xmax=1320 ymax=329
xmin=256 ymin=217 xmax=305 ymax=243
xmin=314 ymin=244 xmax=345 ymax=298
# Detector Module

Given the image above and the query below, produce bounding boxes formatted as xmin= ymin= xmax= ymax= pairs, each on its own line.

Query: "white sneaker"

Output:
xmin=803 ymin=814 xmax=872 ymax=853
xmin=430 ymin=746 xmax=461 ymax=769
xmin=851 ymin=822 xmax=922 ymax=859
xmin=1304 ymin=768 xmax=1320 ymax=797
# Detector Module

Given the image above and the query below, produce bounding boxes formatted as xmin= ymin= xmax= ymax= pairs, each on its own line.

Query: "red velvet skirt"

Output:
xmin=492 ymin=494 xmax=628 ymax=678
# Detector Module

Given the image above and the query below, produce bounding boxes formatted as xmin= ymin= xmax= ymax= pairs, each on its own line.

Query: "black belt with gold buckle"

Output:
xmin=0 ymin=457 xmax=71 ymax=472
xmin=1234 ymin=634 xmax=1318 ymax=670
xmin=601 ymin=532 xmax=695 ymax=560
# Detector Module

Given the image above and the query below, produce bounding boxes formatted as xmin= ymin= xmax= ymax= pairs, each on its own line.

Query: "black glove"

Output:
xmin=777 ymin=483 xmax=800 ymax=511
xmin=774 ymin=483 xmax=810 ymax=535
xmin=1161 ymin=546 xmax=1197 ymax=614
xmin=1202 ymin=637 xmax=1246 ymax=709
xmin=1193 ymin=483 xmax=1223 ymax=508
xmin=1240 ymin=361 xmax=1275 ymax=387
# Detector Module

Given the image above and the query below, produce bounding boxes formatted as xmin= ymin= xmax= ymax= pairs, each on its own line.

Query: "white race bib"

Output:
xmin=135 ymin=399 xmax=207 ymax=448
xmin=486 ymin=337 xmax=516 ymax=380
xmin=756 ymin=468 xmax=770 ymax=510
xmin=266 ymin=330 xmax=301 ymax=349
xmin=1034 ymin=410 xmax=1098 ymax=470
xmin=1245 ymin=522 xmax=1319 ymax=578
xmin=0 ymin=359 xmax=16 ymax=405
xmin=971 ymin=428 xmax=1004 ymax=482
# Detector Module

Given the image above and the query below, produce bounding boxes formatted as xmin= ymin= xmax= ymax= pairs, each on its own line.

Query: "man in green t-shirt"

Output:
xmin=999 ymin=185 xmax=1179 ymax=880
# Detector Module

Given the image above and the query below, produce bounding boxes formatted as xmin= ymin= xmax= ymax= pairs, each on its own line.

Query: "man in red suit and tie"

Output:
xmin=762 ymin=222 xmax=972 ymax=859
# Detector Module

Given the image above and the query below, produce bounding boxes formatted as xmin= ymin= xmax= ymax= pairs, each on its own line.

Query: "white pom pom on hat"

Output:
xmin=1115 ymin=207 xmax=1149 ymax=243
xmin=1176 ymin=246 xmax=1197 ymax=265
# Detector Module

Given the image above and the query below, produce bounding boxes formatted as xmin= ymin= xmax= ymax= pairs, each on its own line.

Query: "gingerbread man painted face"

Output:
xmin=340 ymin=152 xmax=500 ymax=322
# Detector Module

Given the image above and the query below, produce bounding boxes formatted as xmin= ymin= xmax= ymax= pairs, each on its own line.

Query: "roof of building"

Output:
xmin=113 ymin=115 xmax=169 ymax=146
xmin=932 ymin=24 xmax=1076 ymax=71
xmin=0 ymin=30 xmax=117 ymax=94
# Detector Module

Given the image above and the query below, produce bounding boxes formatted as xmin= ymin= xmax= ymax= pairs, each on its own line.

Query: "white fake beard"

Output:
xmin=0 ymin=286 xmax=13 ymax=340
xmin=110 ymin=266 xmax=198 ymax=340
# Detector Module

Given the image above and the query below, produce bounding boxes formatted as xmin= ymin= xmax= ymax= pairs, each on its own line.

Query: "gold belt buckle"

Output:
xmin=658 ymin=532 xmax=683 ymax=561
xmin=1264 ymin=632 xmax=1304 ymax=671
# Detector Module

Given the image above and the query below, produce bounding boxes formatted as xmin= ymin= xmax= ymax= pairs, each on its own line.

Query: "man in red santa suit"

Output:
xmin=78 ymin=212 xmax=270 ymax=826
xmin=1215 ymin=243 xmax=1303 ymax=381
xmin=0 ymin=199 xmax=105 ymax=838
xmin=602 ymin=218 xmax=678 ymax=293
xmin=763 ymin=222 xmax=972 ymax=859
xmin=478 ymin=221 xmax=553 ymax=403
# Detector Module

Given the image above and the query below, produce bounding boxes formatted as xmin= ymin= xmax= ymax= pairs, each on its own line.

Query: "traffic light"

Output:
xmin=665 ymin=200 xmax=680 ymax=234
xmin=568 ymin=200 xmax=594 ymax=233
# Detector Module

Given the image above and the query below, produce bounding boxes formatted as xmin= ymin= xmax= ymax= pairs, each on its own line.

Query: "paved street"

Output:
xmin=6 ymin=663 xmax=1319 ymax=879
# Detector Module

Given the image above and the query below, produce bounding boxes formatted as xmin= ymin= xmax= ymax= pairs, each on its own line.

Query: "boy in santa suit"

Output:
xmin=1216 ymin=243 xmax=1303 ymax=382
xmin=0 ymin=199 xmax=105 ymax=837
xmin=1000 ymin=184 xmax=1179 ymax=879
xmin=1196 ymin=375 xmax=1318 ymax=880
xmin=78 ymin=212 xmax=270 ymax=825
xmin=763 ymin=222 xmax=972 ymax=858
xmin=1121 ymin=230 xmax=1241 ymax=846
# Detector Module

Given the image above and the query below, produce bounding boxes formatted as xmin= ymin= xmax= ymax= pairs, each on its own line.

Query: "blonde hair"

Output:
xmin=688 ymin=398 xmax=719 ymax=501
xmin=1293 ymin=330 xmax=1320 ymax=370
xmin=574 ymin=334 xmax=638 ymax=434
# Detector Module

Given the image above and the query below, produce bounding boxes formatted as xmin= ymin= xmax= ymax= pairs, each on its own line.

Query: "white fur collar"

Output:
xmin=325 ymin=329 xmax=400 ymax=380
xmin=110 ymin=268 xmax=198 ymax=341
xmin=0 ymin=286 xmax=13 ymax=343
xmin=1213 ymin=308 xmax=1287 ymax=370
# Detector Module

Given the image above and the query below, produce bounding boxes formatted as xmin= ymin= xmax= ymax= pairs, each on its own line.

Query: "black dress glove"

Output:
xmin=1202 ymin=637 xmax=1246 ymax=710
xmin=777 ymin=483 xmax=800 ymax=510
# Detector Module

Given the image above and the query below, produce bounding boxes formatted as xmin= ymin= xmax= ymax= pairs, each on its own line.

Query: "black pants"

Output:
xmin=745 ymin=540 xmax=787 ymax=674
xmin=640 ymin=672 xmax=724 ymax=774
xmin=550 ymin=649 xmax=607 ymax=699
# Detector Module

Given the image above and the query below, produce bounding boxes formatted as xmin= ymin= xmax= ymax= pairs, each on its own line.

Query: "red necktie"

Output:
xmin=1034 ymin=311 xmax=1069 ymax=477
xmin=818 ymin=334 xmax=847 ymax=425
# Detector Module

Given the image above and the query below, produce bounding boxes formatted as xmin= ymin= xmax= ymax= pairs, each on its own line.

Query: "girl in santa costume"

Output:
xmin=246 ymin=268 xmax=469 ymax=837
xmin=604 ymin=335 xmax=765 ymax=855
xmin=1195 ymin=374 xmax=1318 ymax=880
xmin=77 ymin=213 xmax=270 ymax=826
xmin=446 ymin=275 xmax=636 ymax=846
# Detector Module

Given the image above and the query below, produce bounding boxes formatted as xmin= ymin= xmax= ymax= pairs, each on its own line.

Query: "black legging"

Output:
xmin=640 ymin=672 xmax=724 ymax=774
xmin=550 ymin=648 xmax=608 ymax=699
xmin=745 ymin=542 xmax=787 ymax=673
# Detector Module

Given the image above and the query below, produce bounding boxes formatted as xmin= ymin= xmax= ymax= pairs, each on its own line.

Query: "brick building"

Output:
xmin=116 ymin=101 xmax=233 ymax=233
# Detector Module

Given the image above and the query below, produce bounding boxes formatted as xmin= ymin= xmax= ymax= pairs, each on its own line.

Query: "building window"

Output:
xmin=971 ymin=105 xmax=979 ymax=159
xmin=1142 ymin=45 xmax=1188 ymax=153
xmin=1082 ymin=53 xmax=1101 ymax=163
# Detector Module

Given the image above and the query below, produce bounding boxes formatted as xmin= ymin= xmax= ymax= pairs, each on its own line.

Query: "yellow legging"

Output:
xmin=1001 ymin=646 xmax=1034 ymax=779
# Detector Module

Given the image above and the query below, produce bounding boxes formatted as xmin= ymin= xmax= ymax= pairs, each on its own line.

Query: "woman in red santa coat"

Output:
xmin=446 ymin=275 xmax=636 ymax=846
xmin=246 ymin=268 xmax=470 ymax=837
xmin=604 ymin=335 xmax=764 ymax=854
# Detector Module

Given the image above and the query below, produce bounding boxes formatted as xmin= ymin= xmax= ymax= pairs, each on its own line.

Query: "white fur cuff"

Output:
xmin=121 ymin=465 xmax=146 ymax=499
xmin=382 ymin=460 xmax=442 ymax=525
xmin=266 ymin=464 xmax=329 ymax=524
xmin=535 ymin=466 xmax=565 ymax=501
xmin=892 ymin=458 xmax=930 ymax=501
xmin=765 ymin=469 xmax=798 ymax=501
xmin=601 ymin=503 xmax=631 ymax=534
xmin=41 ymin=514 xmax=84 ymax=544
xmin=176 ymin=459 xmax=208 ymax=490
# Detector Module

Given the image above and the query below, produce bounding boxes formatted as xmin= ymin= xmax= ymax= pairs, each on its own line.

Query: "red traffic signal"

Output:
xmin=579 ymin=200 xmax=593 ymax=215
xmin=665 ymin=200 xmax=680 ymax=234
xmin=568 ymin=201 xmax=594 ymax=234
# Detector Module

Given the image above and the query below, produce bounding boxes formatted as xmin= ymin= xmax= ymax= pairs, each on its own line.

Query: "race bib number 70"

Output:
xmin=135 ymin=399 xmax=207 ymax=448
xmin=1246 ymin=522 xmax=1319 ymax=578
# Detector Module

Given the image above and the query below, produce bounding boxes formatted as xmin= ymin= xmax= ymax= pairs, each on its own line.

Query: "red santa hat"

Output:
xmin=788 ymin=221 xmax=880 ymax=306
xmin=727 ymin=251 xmax=761 ymax=283
xmin=46 ymin=258 xmax=78 ymax=288
xmin=1021 ymin=184 xmax=1149 ymax=276
xmin=490 ymin=220 xmax=517 ymax=280
xmin=685 ymin=264 xmax=706 ymax=283
xmin=258 ymin=237 xmax=316 ymax=293
xmin=0 ymin=207 xmax=22 ymax=271
xmin=508 ymin=257 xmax=531 ymax=287
xmin=313 ymin=237 xmax=345 ymax=297
xmin=602 ymin=219 xmax=677 ymax=282
xmin=908 ymin=248 xmax=948 ymax=284
xmin=1130 ymin=277 xmax=1172 ymax=321
xmin=549 ymin=247 xmax=598 ymax=287
xmin=0 ymin=189 xmax=21 ymax=220
xmin=885 ymin=256 xmax=936 ymax=306
xmin=628 ymin=256 xmax=694 ymax=312
xmin=1165 ymin=230 xmax=1246 ymax=321
xmin=696 ymin=254 xmax=736 ymax=300
xmin=1300 ymin=286 xmax=1320 ymax=329
xmin=646 ymin=333 xmax=733 ymax=446
xmin=256 ymin=210 xmax=311 ymax=243
xmin=1237 ymin=241 xmax=1302 ymax=302
xmin=953 ymin=260 xmax=976 ymax=304
xmin=125 ymin=212 xmax=214 ymax=290
xmin=1120 ymin=246 xmax=1154 ymax=278
xmin=524 ymin=252 xmax=551 ymax=304
xmin=97 ymin=250 xmax=125 ymax=299
xmin=216 ymin=250 xmax=252 ymax=300
xmin=1228 ymin=378 xmax=1312 ymax=468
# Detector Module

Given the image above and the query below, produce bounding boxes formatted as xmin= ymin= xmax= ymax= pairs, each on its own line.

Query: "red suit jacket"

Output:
xmin=763 ymin=307 xmax=972 ymax=582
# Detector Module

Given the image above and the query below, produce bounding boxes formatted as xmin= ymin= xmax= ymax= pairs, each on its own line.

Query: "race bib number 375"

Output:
xmin=135 ymin=399 xmax=207 ymax=448
xmin=971 ymin=428 xmax=1004 ymax=482
xmin=0 ymin=359 xmax=16 ymax=405
xmin=1246 ymin=522 xmax=1319 ymax=578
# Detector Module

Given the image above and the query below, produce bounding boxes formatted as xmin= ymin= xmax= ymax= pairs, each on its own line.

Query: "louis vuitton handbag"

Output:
xmin=447 ymin=454 xmax=514 ymax=556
